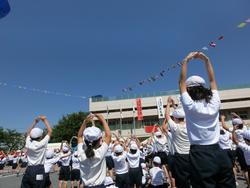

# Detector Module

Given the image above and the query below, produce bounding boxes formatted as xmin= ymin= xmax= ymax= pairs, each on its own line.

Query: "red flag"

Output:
xmin=136 ymin=98 xmax=143 ymax=121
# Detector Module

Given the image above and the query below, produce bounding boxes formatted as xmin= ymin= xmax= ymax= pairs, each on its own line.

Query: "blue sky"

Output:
xmin=0 ymin=0 xmax=250 ymax=132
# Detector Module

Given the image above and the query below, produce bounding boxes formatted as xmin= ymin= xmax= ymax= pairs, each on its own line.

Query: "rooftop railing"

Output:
xmin=91 ymin=84 xmax=250 ymax=102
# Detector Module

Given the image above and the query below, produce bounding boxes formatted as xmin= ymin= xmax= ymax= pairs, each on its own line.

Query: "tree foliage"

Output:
xmin=51 ymin=111 xmax=89 ymax=143
xmin=0 ymin=127 xmax=25 ymax=152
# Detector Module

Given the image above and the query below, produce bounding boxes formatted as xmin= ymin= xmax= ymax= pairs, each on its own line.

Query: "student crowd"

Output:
xmin=1 ymin=52 xmax=250 ymax=188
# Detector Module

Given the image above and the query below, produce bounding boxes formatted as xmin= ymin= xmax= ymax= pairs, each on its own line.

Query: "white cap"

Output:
xmin=114 ymin=145 xmax=124 ymax=153
xmin=83 ymin=127 xmax=102 ymax=142
xmin=30 ymin=128 xmax=43 ymax=139
xmin=141 ymin=163 xmax=146 ymax=169
xmin=130 ymin=143 xmax=138 ymax=150
xmin=104 ymin=176 xmax=114 ymax=186
xmin=232 ymin=118 xmax=243 ymax=125
xmin=62 ymin=146 xmax=69 ymax=152
xmin=172 ymin=108 xmax=185 ymax=119
xmin=155 ymin=131 xmax=162 ymax=137
xmin=45 ymin=149 xmax=54 ymax=159
xmin=243 ymin=130 xmax=250 ymax=140
xmin=153 ymin=156 xmax=161 ymax=164
xmin=186 ymin=75 xmax=206 ymax=87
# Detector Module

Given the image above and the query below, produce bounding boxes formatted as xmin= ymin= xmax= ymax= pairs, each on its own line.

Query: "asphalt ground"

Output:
xmin=0 ymin=170 xmax=248 ymax=188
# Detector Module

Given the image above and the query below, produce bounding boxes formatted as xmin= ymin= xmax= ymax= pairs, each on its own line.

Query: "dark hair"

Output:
xmin=130 ymin=149 xmax=137 ymax=154
xmin=175 ymin=117 xmax=185 ymax=122
xmin=115 ymin=152 xmax=123 ymax=156
xmin=237 ymin=124 xmax=244 ymax=129
xmin=85 ymin=138 xmax=101 ymax=159
xmin=187 ymin=86 xmax=213 ymax=103
xmin=30 ymin=136 xmax=42 ymax=142
xmin=153 ymin=162 xmax=160 ymax=167
xmin=220 ymin=129 xmax=225 ymax=135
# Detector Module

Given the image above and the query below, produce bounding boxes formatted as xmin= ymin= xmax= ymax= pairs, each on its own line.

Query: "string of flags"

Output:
xmin=122 ymin=17 xmax=250 ymax=93
xmin=0 ymin=81 xmax=86 ymax=99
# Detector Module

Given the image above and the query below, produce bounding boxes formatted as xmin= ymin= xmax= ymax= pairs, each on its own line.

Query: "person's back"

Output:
xmin=181 ymin=89 xmax=220 ymax=145
xmin=179 ymin=52 xmax=236 ymax=188
xmin=21 ymin=116 xmax=52 ymax=188
xmin=26 ymin=135 xmax=50 ymax=166
xmin=77 ymin=114 xmax=111 ymax=188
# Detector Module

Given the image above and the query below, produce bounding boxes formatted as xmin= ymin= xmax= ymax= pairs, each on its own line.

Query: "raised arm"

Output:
xmin=77 ymin=114 xmax=94 ymax=144
xmin=231 ymin=112 xmax=245 ymax=125
xmin=232 ymin=125 xmax=239 ymax=145
xmin=39 ymin=116 xmax=52 ymax=137
xmin=196 ymin=52 xmax=217 ymax=90
xmin=27 ymin=117 xmax=40 ymax=136
xmin=220 ymin=115 xmax=231 ymax=133
xmin=179 ymin=52 xmax=198 ymax=94
xmin=95 ymin=114 xmax=111 ymax=145
xmin=162 ymin=97 xmax=174 ymax=133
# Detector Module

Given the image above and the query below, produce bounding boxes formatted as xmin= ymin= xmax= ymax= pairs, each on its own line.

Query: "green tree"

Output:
xmin=0 ymin=127 xmax=25 ymax=152
xmin=51 ymin=111 xmax=89 ymax=143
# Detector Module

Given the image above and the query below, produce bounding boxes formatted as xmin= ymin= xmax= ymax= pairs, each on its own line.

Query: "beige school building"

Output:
xmin=89 ymin=85 xmax=250 ymax=138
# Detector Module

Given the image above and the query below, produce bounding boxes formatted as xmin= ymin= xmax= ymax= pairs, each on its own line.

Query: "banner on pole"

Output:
xmin=136 ymin=98 xmax=143 ymax=121
xmin=156 ymin=97 xmax=165 ymax=119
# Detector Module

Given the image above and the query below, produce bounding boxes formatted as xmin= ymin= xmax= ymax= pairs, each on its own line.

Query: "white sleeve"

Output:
xmin=77 ymin=143 xmax=87 ymax=162
xmin=210 ymin=90 xmax=221 ymax=111
xmin=168 ymin=119 xmax=178 ymax=132
xmin=97 ymin=143 xmax=109 ymax=159
xmin=37 ymin=135 xmax=50 ymax=149
xmin=180 ymin=92 xmax=194 ymax=110
xmin=238 ymin=142 xmax=250 ymax=152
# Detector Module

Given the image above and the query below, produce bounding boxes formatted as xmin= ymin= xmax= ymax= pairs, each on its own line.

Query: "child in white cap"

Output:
xmin=221 ymin=113 xmax=249 ymax=187
xmin=233 ymin=128 xmax=250 ymax=187
xmin=179 ymin=51 xmax=235 ymax=188
xmin=126 ymin=141 xmax=142 ymax=188
xmin=70 ymin=151 xmax=81 ymax=188
xmin=149 ymin=156 xmax=166 ymax=188
xmin=44 ymin=149 xmax=61 ymax=188
xmin=141 ymin=163 xmax=149 ymax=188
xmin=21 ymin=115 xmax=52 ymax=188
xmin=58 ymin=143 xmax=72 ymax=188
xmin=162 ymin=96 xmax=190 ymax=188
xmin=111 ymin=144 xmax=129 ymax=188
xmin=77 ymin=114 xmax=111 ymax=188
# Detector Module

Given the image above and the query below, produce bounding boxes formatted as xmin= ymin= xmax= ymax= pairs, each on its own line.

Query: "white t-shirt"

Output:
xmin=71 ymin=156 xmax=80 ymax=170
xmin=166 ymin=132 xmax=175 ymax=155
xmin=153 ymin=135 xmax=169 ymax=153
xmin=168 ymin=119 xmax=190 ymax=154
xmin=111 ymin=152 xmax=128 ymax=174
xmin=0 ymin=157 xmax=7 ymax=164
xmin=219 ymin=131 xmax=232 ymax=150
xmin=126 ymin=150 xmax=140 ymax=169
xmin=21 ymin=156 xmax=28 ymax=163
xmin=44 ymin=156 xmax=60 ymax=173
xmin=12 ymin=157 xmax=19 ymax=164
xmin=25 ymin=135 xmax=50 ymax=166
xmin=142 ymin=168 xmax=149 ymax=184
xmin=238 ymin=142 xmax=250 ymax=165
xmin=149 ymin=167 xmax=165 ymax=186
xmin=180 ymin=90 xmax=221 ymax=145
xmin=105 ymin=143 xmax=113 ymax=157
xmin=60 ymin=153 xmax=71 ymax=166
xmin=78 ymin=142 xmax=108 ymax=186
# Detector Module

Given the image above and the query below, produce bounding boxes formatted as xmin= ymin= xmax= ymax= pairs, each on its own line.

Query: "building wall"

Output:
xmin=89 ymin=87 xmax=250 ymax=137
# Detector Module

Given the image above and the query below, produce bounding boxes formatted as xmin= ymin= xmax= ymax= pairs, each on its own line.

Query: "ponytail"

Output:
xmin=187 ymin=86 xmax=213 ymax=103
xmin=85 ymin=143 xmax=95 ymax=158
xmin=84 ymin=138 xmax=101 ymax=159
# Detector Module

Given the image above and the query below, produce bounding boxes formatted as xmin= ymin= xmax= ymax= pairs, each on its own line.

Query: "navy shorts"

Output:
xmin=59 ymin=166 xmax=70 ymax=181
